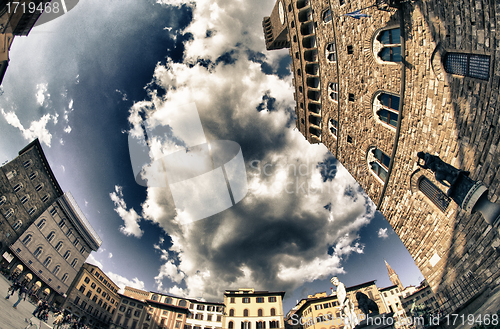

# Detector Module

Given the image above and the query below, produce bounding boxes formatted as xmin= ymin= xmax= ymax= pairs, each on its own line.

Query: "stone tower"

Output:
xmin=385 ymin=259 xmax=403 ymax=291
xmin=264 ymin=0 xmax=500 ymax=314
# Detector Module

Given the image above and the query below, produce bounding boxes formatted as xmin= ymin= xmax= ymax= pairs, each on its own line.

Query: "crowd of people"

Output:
xmin=5 ymin=278 xmax=93 ymax=329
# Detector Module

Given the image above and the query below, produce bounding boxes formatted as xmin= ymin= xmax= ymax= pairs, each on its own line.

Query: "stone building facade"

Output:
xmin=0 ymin=139 xmax=101 ymax=304
xmin=264 ymin=0 xmax=500 ymax=313
xmin=0 ymin=139 xmax=63 ymax=255
xmin=62 ymin=262 xmax=120 ymax=328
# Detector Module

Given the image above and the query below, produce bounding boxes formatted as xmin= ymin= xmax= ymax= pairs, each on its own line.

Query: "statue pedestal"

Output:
xmin=448 ymin=173 xmax=500 ymax=227
xmin=354 ymin=313 xmax=395 ymax=329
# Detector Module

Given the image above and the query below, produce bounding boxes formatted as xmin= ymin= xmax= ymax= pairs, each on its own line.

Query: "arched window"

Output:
xmin=0 ymin=196 xmax=5 ymax=206
xmin=151 ymin=294 xmax=158 ymax=301
xmin=373 ymin=92 xmax=400 ymax=129
xmin=22 ymin=234 xmax=32 ymax=246
xmin=37 ymin=219 xmax=46 ymax=230
xmin=47 ymin=231 xmax=56 ymax=242
xmin=328 ymin=83 xmax=338 ymax=102
xmin=229 ymin=309 xmax=235 ymax=316
xmin=270 ymin=321 xmax=278 ymax=329
xmin=4 ymin=208 xmax=14 ymax=219
xmin=73 ymin=238 xmax=79 ymax=247
xmin=179 ymin=300 xmax=187 ymax=307
xmin=20 ymin=195 xmax=30 ymax=204
xmin=271 ymin=308 xmax=276 ymax=316
xmin=43 ymin=257 xmax=52 ymax=267
xmin=257 ymin=321 xmax=265 ymax=329
xmin=322 ymin=9 xmax=332 ymax=23
xmin=375 ymin=28 xmax=401 ymax=62
xmin=28 ymin=207 xmax=37 ymax=216
xmin=244 ymin=309 xmax=249 ymax=317
xmin=80 ymin=246 xmax=86 ymax=254
xmin=23 ymin=160 xmax=32 ymax=168
xmin=229 ymin=322 xmax=234 ymax=329
xmin=53 ymin=265 xmax=60 ymax=275
xmin=55 ymin=241 xmax=63 ymax=252
xmin=62 ymin=273 xmax=68 ymax=283
xmin=6 ymin=170 xmax=16 ymax=180
xmin=368 ymin=147 xmax=390 ymax=183
xmin=71 ymin=258 xmax=78 ymax=268
xmin=34 ymin=247 xmax=43 ymax=258
xmin=35 ymin=183 xmax=44 ymax=191
xmin=241 ymin=322 xmax=251 ymax=329
xmin=443 ymin=52 xmax=490 ymax=80
xmin=328 ymin=118 xmax=338 ymax=137
xmin=29 ymin=172 xmax=38 ymax=180
xmin=13 ymin=183 xmax=23 ymax=192
xmin=258 ymin=309 xmax=263 ymax=317
xmin=13 ymin=220 xmax=22 ymax=231
xmin=66 ymin=228 xmax=73 ymax=237
xmin=64 ymin=250 xmax=71 ymax=260
xmin=418 ymin=176 xmax=451 ymax=212
xmin=326 ymin=43 xmax=336 ymax=62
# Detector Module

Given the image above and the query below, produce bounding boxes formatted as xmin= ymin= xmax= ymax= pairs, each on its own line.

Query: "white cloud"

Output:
xmin=125 ymin=0 xmax=376 ymax=300
xmin=64 ymin=126 xmax=72 ymax=133
xmin=378 ymin=228 xmax=389 ymax=239
xmin=60 ymin=165 xmax=65 ymax=172
xmin=86 ymin=253 xmax=103 ymax=269
xmin=1 ymin=109 xmax=58 ymax=147
xmin=109 ymin=253 xmax=113 ymax=259
xmin=106 ymin=272 xmax=145 ymax=294
xmin=109 ymin=185 xmax=144 ymax=238
xmin=36 ymin=83 xmax=49 ymax=106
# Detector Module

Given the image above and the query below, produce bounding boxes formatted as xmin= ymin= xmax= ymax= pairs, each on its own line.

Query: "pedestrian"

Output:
xmin=33 ymin=299 xmax=43 ymax=317
xmin=5 ymin=281 xmax=20 ymax=299
xmin=53 ymin=311 xmax=64 ymax=329
xmin=13 ymin=284 xmax=27 ymax=309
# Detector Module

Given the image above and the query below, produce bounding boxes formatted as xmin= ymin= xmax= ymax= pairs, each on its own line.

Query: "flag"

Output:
xmin=344 ymin=10 xmax=371 ymax=19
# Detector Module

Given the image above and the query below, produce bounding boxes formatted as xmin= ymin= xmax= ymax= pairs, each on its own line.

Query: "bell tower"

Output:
xmin=262 ymin=0 xmax=290 ymax=50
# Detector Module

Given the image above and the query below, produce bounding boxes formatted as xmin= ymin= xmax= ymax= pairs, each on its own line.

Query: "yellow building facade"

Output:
xmin=223 ymin=289 xmax=285 ymax=329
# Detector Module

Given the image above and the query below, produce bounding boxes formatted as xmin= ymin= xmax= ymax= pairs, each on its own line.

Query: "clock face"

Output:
xmin=278 ymin=1 xmax=285 ymax=25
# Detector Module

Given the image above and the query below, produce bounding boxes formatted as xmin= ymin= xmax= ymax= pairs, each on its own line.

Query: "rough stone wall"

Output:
xmin=269 ymin=0 xmax=500 ymax=313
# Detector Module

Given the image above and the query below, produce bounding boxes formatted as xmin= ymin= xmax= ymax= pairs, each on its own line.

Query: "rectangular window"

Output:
xmin=195 ymin=314 xmax=203 ymax=320
xmin=36 ymin=184 xmax=43 ymax=192
xmin=256 ymin=297 xmax=264 ymax=303
xmin=418 ymin=177 xmax=451 ymax=212
xmin=230 ymin=298 xmax=235 ymax=303
xmin=79 ymin=285 xmax=86 ymax=293
xmin=242 ymin=298 xmax=250 ymax=303
xmin=268 ymin=297 xmax=277 ymax=303
xmin=197 ymin=304 xmax=205 ymax=311
xmin=329 ymin=83 xmax=338 ymax=102
xmin=444 ymin=53 xmax=490 ymax=80
xmin=347 ymin=45 xmax=353 ymax=54
xmin=348 ymin=93 xmax=355 ymax=102
xmin=81 ymin=301 xmax=87 ymax=309
xmin=176 ymin=321 xmax=181 ymax=328
xmin=74 ymin=296 xmax=80 ymax=305
xmin=315 ymin=305 xmax=322 ymax=310
xmin=217 ymin=315 xmax=222 ymax=322
xmin=207 ymin=314 xmax=213 ymax=321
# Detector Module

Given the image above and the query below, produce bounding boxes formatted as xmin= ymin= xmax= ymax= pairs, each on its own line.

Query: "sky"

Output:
xmin=0 ymin=0 xmax=424 ymax=313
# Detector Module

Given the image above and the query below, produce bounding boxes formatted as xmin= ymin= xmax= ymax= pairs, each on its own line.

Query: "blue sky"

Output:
xmin=0 ymin=0 xmax=423 ymax=313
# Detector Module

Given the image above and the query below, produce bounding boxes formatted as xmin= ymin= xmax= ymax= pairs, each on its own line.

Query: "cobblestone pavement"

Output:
xmin=0 ymin=274 xmax=56 ymax=329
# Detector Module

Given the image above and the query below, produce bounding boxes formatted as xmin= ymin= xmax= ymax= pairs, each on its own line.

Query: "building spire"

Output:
xmin=385 ymin=259 xmax=403 ymax=291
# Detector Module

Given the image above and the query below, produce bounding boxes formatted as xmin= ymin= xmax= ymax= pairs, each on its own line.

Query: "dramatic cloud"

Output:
xmin=120 ymin=0 xmax=377 ymax=301
xmin=110 ymin=185 xmax=144 ymax=238
xmin=106 ymin=272 xmax=146 ymax=294
xmin=1 ymin=109 xmax=58 ymax=147
xmin=378 ymin=228 xmax=389 ymax=239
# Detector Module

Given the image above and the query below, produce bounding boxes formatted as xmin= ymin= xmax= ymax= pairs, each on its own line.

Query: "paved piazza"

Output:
xmin=0 ymin=275 xmax=56 ymax=329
